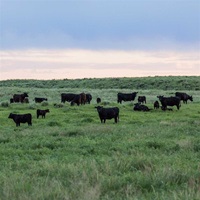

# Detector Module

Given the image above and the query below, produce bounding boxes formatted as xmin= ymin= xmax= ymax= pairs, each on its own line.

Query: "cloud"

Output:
xmin=0 ymin=49 xmax=199 ymax=80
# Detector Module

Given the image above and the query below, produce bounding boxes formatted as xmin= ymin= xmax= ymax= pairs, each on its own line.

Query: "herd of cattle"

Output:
xmin=7 ymin=91 xmax=193 ymax=126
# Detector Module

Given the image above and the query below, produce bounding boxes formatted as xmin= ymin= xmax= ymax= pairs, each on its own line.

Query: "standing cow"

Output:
xmin=13 ymin=93 xmax=28 ymax=103
xmin=96 ymin=97 xmax=101 ymax=104
xmin=70 ymin=94 xmax=81 ymax=106
xmin=138 ymin=96 xmax=146 ymax=104
xmin=117 ymin=92 xmax=138 ymax=104
xmin=37 ymin=109 xmax=50 ymax=118
xmin=8 ymin=113 xmax=32 ymax=126
xmin=95 ymin=106 xmax=119 ymax=123
xmin=61 ymin=93 xmax=76 ymax=103
xmin=61 ymin=93 xmax=83 ymax=106
xmin=175 ymin=92 xmax=193 ymax=104
xmin=86 ymin=93 xmax=92 ymax=104
xmin=154 ymin=101 xmax=160 ymax=109
xmin=157 ymin=96 xmax=181 ymax=110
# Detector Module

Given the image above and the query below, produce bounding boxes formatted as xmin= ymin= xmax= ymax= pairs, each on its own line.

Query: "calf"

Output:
xmin=133 ymin=103 xmax=151 ymax=111
xmin=8 ymin=113 xmax=32 ymax=126
xmin=10 ymin=98 xmax=14 ymax=103
xmin=138 ymin=96 xmax=146 ymax=104
xmin=95 ymin=106 xmax=119 ymax=123
xmin=154 ymin=101 xmax=160 ymax=109
xmin=96 ymin=97 xmax=101 ymax=104
xmin=37 ymin=109 xmax=50 ymax=118
xmin=86 ymin=93 xmax=92 ymax=104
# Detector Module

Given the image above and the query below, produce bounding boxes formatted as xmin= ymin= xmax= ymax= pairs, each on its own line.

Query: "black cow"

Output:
xmin=61 ymin=93 xmax=76 ymax=103
xmin=154 ymin=101 xmax=160 ymax=109
xmin=70 ymin=94 xmax=81 ymax=106
xmin=133 ymin=103 xmax=151 ymax=111
xmin=96 ymin=97 xmax=101 ymax=104
xmin=138 ymin=96 xmax=146 ymax=104
xmin=117 ymin=92 xmax=138 ymax=104
xmin=95 ymin=106 xmax=119 ymax=123
xmin=86 ymin=93 xmax=92 ymax=104
xmin=8 ymin=113 xmax=32 ymax=126
xmin=175 ymin=92 xmax=193 ymax=104
xmin=37 ymin=109 xmax=50 ymax=118
xmin=13 ymin=93 xmax=28 ymax=103
xmin=10 ymin=98 xmax=14 ymax=103
xmin=157 ymin=96 xmax=181 ymax=110
xmin=35 ymin=97 xmax=48 ymax=103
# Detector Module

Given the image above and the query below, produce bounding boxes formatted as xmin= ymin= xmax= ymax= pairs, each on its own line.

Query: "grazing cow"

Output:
xmin=95 ymin=106 xmax=119 ymax=123
xmin=133 ymin=103 xmax=151 ymax=111
xmin=175 ymin=92 xmax=193 ymax=104
xmin=8 ymin=113 xmax=32 ymax=126
xmin=117 ymin=92 xmax=138 ymax=104
xmin=70 ymin=94 xmax=81 ymax=106
xmin=86 ymin=93 xmax=92 ymax=104
xmin=13 ymin=92 xmax=28 ymax=103
xmin=138 ymin=96 xmax=146 ymax=104
xmin=37 ymin=109 xmax=50 ymax=118
xmin=154 ymin=101 xmax=160 ymax=109
xmin=61 ymin=93 xmax=77 ymax=103
xmin=96 ymin=97 xmax=101 ymax=104
xmin=35 ymin=97 xmax=48 ymax=103
xmin=157 ymin=96 xmax=181 ymax=110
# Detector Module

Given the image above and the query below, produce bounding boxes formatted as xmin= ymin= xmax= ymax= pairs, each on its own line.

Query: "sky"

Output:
xmin=0 ymin=0 xmax=200 ymax=80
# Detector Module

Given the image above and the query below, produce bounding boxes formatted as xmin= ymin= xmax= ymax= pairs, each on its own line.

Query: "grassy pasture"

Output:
xmin=0 ymin=86 xmax=200 ymax=200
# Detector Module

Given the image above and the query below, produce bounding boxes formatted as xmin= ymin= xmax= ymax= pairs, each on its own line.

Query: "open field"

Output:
xmin=0 ymin=81 xmax=200 ymax=199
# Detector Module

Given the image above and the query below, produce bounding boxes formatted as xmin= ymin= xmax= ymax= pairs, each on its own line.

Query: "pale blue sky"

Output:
xmin=0 ymin=0 xmax=199 ymax=79
xmin=1 ymin=0 xmax=199 ymax=50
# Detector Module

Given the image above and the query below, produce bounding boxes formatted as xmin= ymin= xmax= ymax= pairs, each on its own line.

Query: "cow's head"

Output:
xmin=95 ymin=106 xmax=103 ymax=112
xmin=8 ymin=113 xmax=14 ymax=118
xmin=189 ymin=96 xmax=193 ymax=102
xmin=23 ymin=93 xmax=29 ymax=97
xmin=157 ymin=95 xmax=164 ymax=100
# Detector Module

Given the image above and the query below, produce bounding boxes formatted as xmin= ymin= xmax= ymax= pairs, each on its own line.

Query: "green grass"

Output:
xmin=0 ymin=81 xmax=200 ymax=199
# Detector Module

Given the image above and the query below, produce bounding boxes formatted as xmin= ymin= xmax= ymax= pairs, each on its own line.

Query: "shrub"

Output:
xmin=41 ymin=101 xmax=48 ymax=106
xmin=28 ymin=103 xmax=36 ymax=109
xmin=1 ymin=102 xmax=9 ymax=107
